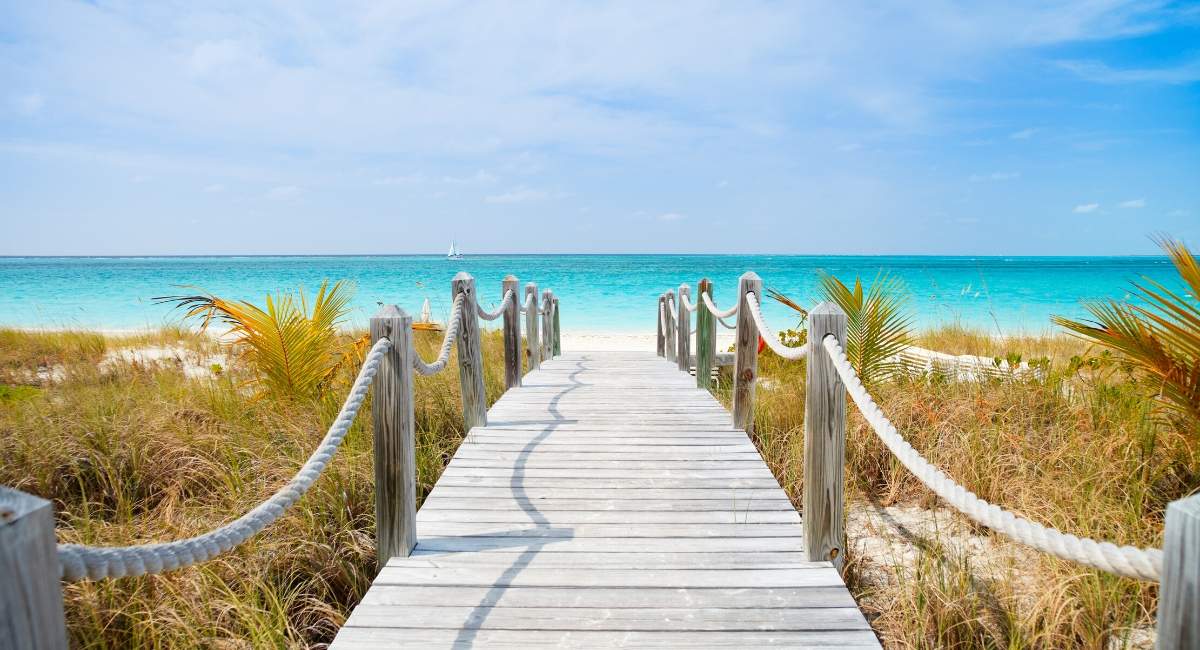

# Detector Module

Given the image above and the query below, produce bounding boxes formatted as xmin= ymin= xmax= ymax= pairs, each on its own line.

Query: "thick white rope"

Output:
xmin=821 ymin=335 xmax=1162 ymax=581
xmin=413 ymin=292 xmax=465 ymax=376
xmin=519 ymin=292 xmax=534 ymax=315
xmin=745 ymin=293 xmax=808 ymax=360
xmin=679 ymin=292 xmax=698 ymax=313
xmin=659 ymin=298 xmax=669 ymax=335
xmin=701 ymin=291 xmax=738 ymax=319
xmin=475 ymin=289 xmax=514 ymax=321
xmin=57 ymin=338 xmax=391 ymax=581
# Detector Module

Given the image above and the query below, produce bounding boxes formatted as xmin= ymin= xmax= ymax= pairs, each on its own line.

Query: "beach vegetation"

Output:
xmin=1052 ymin=236 xmax=1200 ymax=439
xmin=156 ymin=280 xmax=366 ymax=400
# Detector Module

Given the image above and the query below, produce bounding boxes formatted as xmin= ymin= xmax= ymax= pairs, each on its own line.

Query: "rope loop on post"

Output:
xmin=744 ymin=292 xmax=808 ymax=360
xmin=413 ymin=292 xmax=465 ymax=375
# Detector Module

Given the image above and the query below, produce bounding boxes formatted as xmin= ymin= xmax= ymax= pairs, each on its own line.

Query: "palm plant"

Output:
xmin=157 ymin=280 xmax=360 ymax=400
xmin=1052 ymin=237 xmax=1200 ymax=434
xmin=768 ymin=272 xmax=914 ymax=385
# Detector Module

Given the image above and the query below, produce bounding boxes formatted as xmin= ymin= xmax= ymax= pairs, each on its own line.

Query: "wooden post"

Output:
xmin=804 ymin=302 xmax=848 ymax=570
xmin=695 ymin=279 xmax=715 ymax=389
xmin=0 ymin=486 xmax=68 ymax=650
xmin=732 ymin=272 xmax=762 ymax=431
xmin=656 ymin=294 xmax=667 ymax=357
xmin=664 ymin=290 xmax=677 ymax=363
xmin=501 ymin=276 xmax=521 ymax=389
xmin=370 ymin=306 xmax=416 ymax=565
xmin=676 ymin=284 xmax=691 ymax=372
xmin=453 ymin=273 xmax=487 ymax=431
xmin=552 ymin=297 xmax=562 ymax=357
xmin=1157 ymin=493 xmax=1200 ymax=649
xmin=541 ymin=289 xmax=554 ymax=361
xmin=524 ymin=283 xmax=540 ymax=371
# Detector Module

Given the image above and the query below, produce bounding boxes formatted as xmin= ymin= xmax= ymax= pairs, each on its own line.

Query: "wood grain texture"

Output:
xmin=501 ymin=276 xmax=522 ymax=389
xmin=0 ymin=486 xmax=68 ymax=650
xmin=677 ymin=283 xmax=692 ymax=372
xmin=524 ymin=283 xmax=540 ymax=371
xmin=733 ymin=272 xmax=762 ymax=432
xmin=453 ymin=273 xmax=487 ymax=431
xmin=695 ymin=278 xmax=716 ymax=389
xmin=541 ymin=289 xmax=554 ymax=361
xmin=370 ymin=306 xmax=417 ymax=564
xmin=1157 ymin=493 xmax=1200 ymax=650
xmin=551 ymin=297 xmax=562 ymax=356
xmin=804 ymin=302 xmax=848 ymax=569
xmin=333 ymin=351 xmax=875 ymax=649
xmin=656 ymin=294 xmax=666 ymax=357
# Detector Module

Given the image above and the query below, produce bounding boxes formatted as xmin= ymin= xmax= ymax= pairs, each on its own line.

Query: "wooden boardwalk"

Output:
xmin=332 ymin=351 xmax=878 ymax=648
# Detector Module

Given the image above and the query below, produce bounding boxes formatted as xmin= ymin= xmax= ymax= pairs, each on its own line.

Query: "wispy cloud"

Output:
xmin=1057 ymin=58 xmax=1200 ymax=85
xmin=658 ymin=212 xmax=686 ymax=222
xmin=1009 ymin=128 xmax=1036 ymax=140
xmin=484 ymin=186 xmax=563 ymax=204
xmin=969 ymin=171 xmax=1021 ymax=182
xmin=1073 ymin=202 xmax=1100 ymax=214
xmin=11 ymin=92 xmax=45 ymax=116
xmin=1167 ymin=209 xmax=1192 ymax=217
xmin=203 ymin=184 xmax=225 ymax=193
xmin=1118 ymin=198 xmax=1145 ymax=208
xmin=265 ymin=185 xmax=302 ymax=201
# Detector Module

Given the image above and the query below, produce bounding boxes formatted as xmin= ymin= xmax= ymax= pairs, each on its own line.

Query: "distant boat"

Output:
xmin=420 ymin=298 xmax=432 ymax=323
xmin=447 ymin=242 xmax=464 ymax=260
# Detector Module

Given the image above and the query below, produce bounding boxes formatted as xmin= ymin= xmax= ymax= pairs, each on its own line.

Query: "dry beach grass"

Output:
xmin=0 ymin=321 xmax=1194 ymax=648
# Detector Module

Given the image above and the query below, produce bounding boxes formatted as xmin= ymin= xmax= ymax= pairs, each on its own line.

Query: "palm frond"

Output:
xmin=819 ymin=271 xmax=914 ymax=386
xmin=1052 ymin=237 xmax=1200 ymax=433
xmin=157 ymin=280 xmax=359 ymax=400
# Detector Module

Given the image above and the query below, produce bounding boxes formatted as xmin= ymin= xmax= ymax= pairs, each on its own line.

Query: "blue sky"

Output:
xmin=1 ymin=1 xmax=1197 ymax=256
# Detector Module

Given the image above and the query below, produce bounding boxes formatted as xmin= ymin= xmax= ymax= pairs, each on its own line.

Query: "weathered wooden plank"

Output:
xmin=346 ymin=604 xmax=871 ymax=631
xmin=524 ymin=283 xmax=540 ymax=370
xmin=373 ymin=566 xmax=838 ymax=588
xmin=369 ymin=305 xmax=416 ymax=562
xmin=452 ymin=273 xmax=488 ymax=431
xmin=501 ymin=275 xmax=522 ymax=389
xmin=417 ymin=513 xmax=801 ymax=527
xmin=0 ymin=486 xmax=68 ymax=650
xmin=1157 ymin=493 xmax=1200 ymax=650
xmin=331 ymin=627 xmax=881 ymax=648
xmin=353 ymin=583 xmax=858 ymax=609
xmin=418 ymin=497 xmax=796 ymax=512
xmin=411 ymin=536 xmax=805 ymax=553
xmin=414 ymin=522 xmax=805 ymax=538
xmin=733 ymin=271 xmax=761 ymax=431
xmin=805 ymin=302 xmax=848 ymax=569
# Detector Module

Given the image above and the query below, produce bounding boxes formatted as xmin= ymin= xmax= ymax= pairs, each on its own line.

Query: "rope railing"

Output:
xmin=413 ymin=292 xmax=465 ymax=375
xmin=475 ymin=289 xmax=513 ymax=321
xmin=745 ymin=292 xmax=808 ymax=360
xmin=679 ymin=292 xmax=697 ymax=313
xmin=821 ymin=335 xmax=1162 ymax=581
xmin=56 ymin=337 xmax=392 ymax=580
xmin=654 ymin=272 xmax=1184 ymax=592
xmin=701 ymin=290 xmax=738 ymax=319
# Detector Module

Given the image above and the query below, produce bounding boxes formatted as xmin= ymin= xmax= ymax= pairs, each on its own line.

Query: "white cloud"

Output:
xmin=1118 ymin=198 xmax=1145 ymax=208
xmin=445 ymin=171 xmax=498 ymax=185
xmin=658 ymin=212 xmax=686 ymax=221
xmin=837 ymin=143 xmax=862 ymax=152
xmin=484 ymin=186 xmax=562 ymax=204
xmin=189 ymin=40 xmax=255 ymax=75
xmin=1073 ymin=202 xmax=1100 ymax=214
xmin=265 ymin=185 xmax=302 ymax=200
xmin=969 ymin=171 xmax=1020 ymax=182
xmin=203 ymin=184 xmax=225 ymax=193
xmin=1057 ymin=58 xmax=1200 ymax=85
xmin=375 ymin=174 xmax=427 ymax=185
xmin=12 ymin=92 xmax=45 ymax=116
xmin=1009 ymin=128 xmax=1036 ymax=140
xmin=1167 ymin=209 xmax=1192 ymax=217
xmin=131 ymin=174 xmax=150 ymax=183
xmin=715 ymin=180 xmax=729 ymax=188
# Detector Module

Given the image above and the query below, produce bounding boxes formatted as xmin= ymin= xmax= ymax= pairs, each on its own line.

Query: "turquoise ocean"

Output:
xmin=0 ymin=255 xmax=1179 ymax=335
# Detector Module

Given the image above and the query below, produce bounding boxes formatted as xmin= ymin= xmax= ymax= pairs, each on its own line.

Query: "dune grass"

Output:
xmin=0 ymin=326 xmax=509 ymax=648
xmin=726 ymin=324 xmax=1192 ymax=649
xmin=2 ymin=321 xmax=1191 ymax=648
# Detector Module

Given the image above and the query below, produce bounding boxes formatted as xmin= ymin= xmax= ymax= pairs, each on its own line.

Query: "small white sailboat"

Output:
xmin=447 ymin=241 xmax=464 ymax=260
xmin=420 ymin=298 xmax=432 ymax=323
